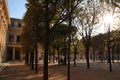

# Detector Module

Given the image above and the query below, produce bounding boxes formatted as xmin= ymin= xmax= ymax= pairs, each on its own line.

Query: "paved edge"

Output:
xmin=0 ymin=66 xmax=6 ymax=72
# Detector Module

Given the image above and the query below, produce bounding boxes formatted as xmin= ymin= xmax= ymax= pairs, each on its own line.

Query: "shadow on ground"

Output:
xmin=0 ymin=64 xmax=43 ymax=80
xmin=0 ymin=62 xmax=120 ymax=80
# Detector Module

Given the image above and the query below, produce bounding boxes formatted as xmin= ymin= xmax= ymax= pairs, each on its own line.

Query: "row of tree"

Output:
xmin=91 ymin=30 xmax=120 ymax=62
xmin=21 ymin=0 xmax=120 ymax=80
xmin=22 ymin=0 xmax=82 ymax=80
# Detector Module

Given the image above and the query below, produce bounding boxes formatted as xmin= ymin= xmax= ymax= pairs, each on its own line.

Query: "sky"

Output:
xmin=7 ymin=0 xmax=27 ymax=19
xmin=6 ymin=0 xmax=119 ymax=35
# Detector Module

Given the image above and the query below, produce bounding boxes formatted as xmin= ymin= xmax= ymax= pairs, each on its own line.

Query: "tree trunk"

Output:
xmin=67 ymin=1 xmax=72 ymax=79
xmin=92 ymin=49 xmax=95 ymax=62
xmin=31 ymin=50 xmax=34 ymax=70
xmin=67 ymin=29 xmax=71 ymax=80
xmin=57 ymin=46 xmax=60 ymax=65
xmin=117 ymin=53 xmax=119 ymax=62
xmin=25 ymin=50 xmax=29 ymax=65
xmin=112 ymin=47 xmax=115 ymax=63
xmin=30 ymin=52 xmax=32 ymax=66
xmin=85 ymin=46 xmax=90 ymax=69
xmin=74 ymin=47 xmax=77 ymax=67
xmin=64 ymin=42 xmax=67 ymax=65
xmin=64 ymin=49 xmax=67 ymax=65
xmin=44 ymin=0 xmax=49 ymax=79
xmin=101 ymin=52 xmax=104 ymax=63
xmin=107 ymin=28 xmax=112 ymax=72
xmin=53 ymin=54 xmax=55 ymax=64
xmin=28 ymin=52 xmax=30 ymax=65
xmin=35 ymin=45 xmax=38 ymax=73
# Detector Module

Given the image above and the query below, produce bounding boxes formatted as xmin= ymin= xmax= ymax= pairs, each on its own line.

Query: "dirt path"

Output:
xmin=0 ymin=62 xmax=120 ymax=80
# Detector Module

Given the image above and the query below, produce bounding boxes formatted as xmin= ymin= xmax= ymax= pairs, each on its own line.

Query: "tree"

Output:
xmin=110 ymin=30 xmax=120 ymax=63
xmin=74 ymin=0 xmax=98 ymax=69
xmin=98 ymin=0 xmax=120 ymax=72
xmin=44 ymin=0 xmax=82 ymax=80
xmin=22 ymin=0 xmax=45 ymax=73
xmin=91 ymin=34 xmax=106 ymax=62
xmin=101 ymin=0 xmax=120 ymax=8
xmin=24 ymin=0 xmax=83 ymax=79
xmin=50 ymin=24 xmax=70 ymax=65
xmin=71 ymin=35 xmax=79 ymax=67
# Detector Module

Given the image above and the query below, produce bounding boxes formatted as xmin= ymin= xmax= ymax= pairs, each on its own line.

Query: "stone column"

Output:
xmin=0 ymin=51 xmax=2 ymax=62
xmin=20 ymin=51 xmax=23 ymax=61
xmin=13 ymin=47 xmax=15 ymax=61
xmin=14 ymin=35 xmax=16 ymax=44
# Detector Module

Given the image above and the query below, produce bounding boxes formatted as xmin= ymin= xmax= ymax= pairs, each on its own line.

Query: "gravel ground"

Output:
xmin=0 ymin=61 xmax=120 ymax=80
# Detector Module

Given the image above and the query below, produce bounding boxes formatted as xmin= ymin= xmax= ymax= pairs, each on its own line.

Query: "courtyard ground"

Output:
xmin=0 ymin=61 xmax=120 ymax=80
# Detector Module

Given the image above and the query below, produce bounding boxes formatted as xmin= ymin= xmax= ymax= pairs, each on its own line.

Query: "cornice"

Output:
xmin=3 ymin=0 xmax=10 ymax=24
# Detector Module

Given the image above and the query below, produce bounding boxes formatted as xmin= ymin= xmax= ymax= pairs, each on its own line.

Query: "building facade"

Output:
xmin=6 ymin=18 xmax=44 ymax=62
xmin=6 ymin=18 xmax=23 ymax=61
xmin=0 ymin=0 xmax=10 ymax=62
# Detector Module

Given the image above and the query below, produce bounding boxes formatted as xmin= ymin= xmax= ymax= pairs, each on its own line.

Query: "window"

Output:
xmin=0 ymin=16 xmax=1 ymax=29
xmin=16 ymin=36 xmax=20 ymax=42
xmin=0 ymin=1 xmax=2 ymax=9
xmin=11 ymin=21 xmax=14 ymax=27
xmin=9 ymin=35 xmax=14 ymax=43
xmin=0 ymin=43 xmax=2 ymax=52
xmin=18 ymin=23 xmax=21 ymax=28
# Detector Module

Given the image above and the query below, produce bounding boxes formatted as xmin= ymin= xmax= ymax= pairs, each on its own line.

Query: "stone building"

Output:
xmin=6 ymin=18 xmax=23 ymax=61
xmin=0 ymin=0 xmax=10 ymax=62
xmin=6 ymin=18 xmax=44 ymax=62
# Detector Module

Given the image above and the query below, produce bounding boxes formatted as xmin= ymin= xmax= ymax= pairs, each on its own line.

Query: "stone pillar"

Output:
xmin=13 ymin=47 xmax=15 ymax=61
xmin=14 ymin=35 xmax=16 ymax=44
xmin=0 ymin=51 xmax=2 ymax=62
xmin=38 ymin=51 xmax=40 ymax=60
xmin=20 ymin=52 xmax=23 ymax=61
